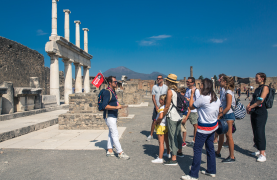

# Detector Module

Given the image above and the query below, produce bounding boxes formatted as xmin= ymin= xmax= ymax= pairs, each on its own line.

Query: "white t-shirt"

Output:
xmin=152 ymin=84 xmax=168 ymax=107
xmin=156 ymin=105 xmax=167 ymax=126
xmin=185 ymin=88 xmax=200 ymax=113
xmin=193 ymin=95 xmax=221 ymax=134
xmin=221 ymin=89 xmax=236 ymax=114
xmin=220 ymin=87 xmax=225 ymax=104
xmin=168 ymin=90 xmax=183 ymax=121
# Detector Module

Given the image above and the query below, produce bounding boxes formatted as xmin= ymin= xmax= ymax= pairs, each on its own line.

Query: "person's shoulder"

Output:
xmin=163 ymin=84 xmax=168 ymax=88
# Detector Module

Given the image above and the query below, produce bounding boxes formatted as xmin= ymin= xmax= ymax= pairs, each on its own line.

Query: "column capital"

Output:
xmin=83 ymin=66 xmax=91 ymax=69
xmin=74 ymin=20 xmax=81 ymax=24
xmin=63 ymin=9 xmax=71 ymax=14
xmin=52 ymin=0 xmax=59 ymax=2
xmin=62 ymin=58 xmax=74 ymax=63
xmin=82 ymin=28 xmax=89 ymax=32
xmin=47 ymin=53 xmax=59 ymax=58
xmin=74 ymin=62 xmax=83 ymax=66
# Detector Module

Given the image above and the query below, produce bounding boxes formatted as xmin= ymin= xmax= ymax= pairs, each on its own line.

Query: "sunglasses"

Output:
xmin=113 ymin=81 xmax=118 ymax=84
xmin=157 ymin=78 xmax=163 ymax=80
xmin=186 ymin=81 xmax=193 ymax=83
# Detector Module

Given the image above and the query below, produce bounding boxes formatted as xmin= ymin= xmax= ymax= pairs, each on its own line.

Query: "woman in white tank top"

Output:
xmin=162 ymin=74 xmax=183 ymax=166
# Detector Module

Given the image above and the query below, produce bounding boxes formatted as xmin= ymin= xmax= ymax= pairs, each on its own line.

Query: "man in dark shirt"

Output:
xmin=102 ymin=76 xmax=129 ymax=160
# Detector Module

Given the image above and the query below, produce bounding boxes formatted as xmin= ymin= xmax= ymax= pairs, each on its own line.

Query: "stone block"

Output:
xmin=0 ymin=82 xmax=14 ymax=114
xmin=26 ymin=96 xmax=35 ymax=111
xmin=42 ymin=95 xmax=57 ymax=108
xmin=14 ymin=96 xmax=26 ymax=112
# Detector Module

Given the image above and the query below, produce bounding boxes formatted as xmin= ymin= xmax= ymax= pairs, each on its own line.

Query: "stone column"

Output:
xmin=63 ymin=59 xmax=73 ymax=104
xmin=74 ymin=21 xmax=81 ymax=48
xmin=51 ymin=0 xmax=59 ymax=36
xmin=82 ymin=28 xmax=89 ymax=52
xmin=63 ymin=9 xmax=71 ymax=41
xmin=190 ymin=66 xmax=193 ymax=77
xmin=83 ymin=66 xmax=90 ymax=93
xmin=49 ymin=54 xmax=60 ymax=105
xmin=74 ymin=62 xmax=82 ymax=93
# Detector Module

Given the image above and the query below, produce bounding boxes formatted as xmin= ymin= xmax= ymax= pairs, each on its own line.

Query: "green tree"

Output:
xmin=213 ymin=75 xmax=218 ymax=81
xmin=199 ymin=75 xmax=204 ymax=80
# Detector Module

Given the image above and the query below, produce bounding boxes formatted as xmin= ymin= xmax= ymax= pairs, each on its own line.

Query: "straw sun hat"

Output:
xmin=165 ymin=74 xmax=179 ymax=83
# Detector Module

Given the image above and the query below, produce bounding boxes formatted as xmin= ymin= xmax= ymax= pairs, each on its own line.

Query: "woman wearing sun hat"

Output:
xmin=163 ymin=74 xmax=184 ymax=165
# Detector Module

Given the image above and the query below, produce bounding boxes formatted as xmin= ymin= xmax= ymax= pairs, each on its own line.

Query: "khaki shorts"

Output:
xmin=188 ymin=112 xmax=198 ymax=125
xmin=181 ymin=115 xmax=187 ymax=132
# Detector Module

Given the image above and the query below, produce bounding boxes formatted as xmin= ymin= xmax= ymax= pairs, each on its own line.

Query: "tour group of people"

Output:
xmin=100 ymin=72 xmax=270 ymax=179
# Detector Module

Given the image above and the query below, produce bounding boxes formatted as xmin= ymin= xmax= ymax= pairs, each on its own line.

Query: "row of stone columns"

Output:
xmin=49 ymin=0 xmax=91 ymax=105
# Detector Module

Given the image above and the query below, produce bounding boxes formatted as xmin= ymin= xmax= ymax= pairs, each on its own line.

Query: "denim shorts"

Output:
xmin=223 ymin=113 xmax=235 ymax=121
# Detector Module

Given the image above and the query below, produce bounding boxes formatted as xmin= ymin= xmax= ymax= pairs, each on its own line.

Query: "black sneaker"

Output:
xmin=177 ymin=152 xmax=185 ymax=157
xmin=222 ymin=156 xmax=235 ymax=163
xmin=163 ymin=159 xmax=178 ymax=166
xmin=215 ymin=151 xmax=221 ymax=158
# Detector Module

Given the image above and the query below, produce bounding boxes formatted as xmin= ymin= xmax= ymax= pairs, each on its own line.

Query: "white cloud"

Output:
xmin=210 ymin=38 xmax=227 ymax=43
xmin=273 ymin=44 xmax=277 ymax=47
xmin=138 ymin=34 xmax=171 ymax=46
xmin=150 ymin=35 xmax=172 ymax=39
xmin=139 ymin=40 xmax=156 ymax=46
xmin=37 ymin=29 xmax=47 ymax=36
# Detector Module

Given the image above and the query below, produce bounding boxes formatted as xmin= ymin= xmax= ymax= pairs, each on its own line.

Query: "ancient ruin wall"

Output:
xmin=0 ymin=36 xmax=47 ymax=94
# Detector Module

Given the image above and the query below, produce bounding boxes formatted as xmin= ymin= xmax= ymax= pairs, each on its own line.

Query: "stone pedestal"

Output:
xmin=26 ymin=96 xmax=35 ymax=111
xmin=1 ymin=82 xmax=14 ymax=114
xmin=118 ymin=105 xmax=128 ymax=117
xmin=15 ymin=96 xmax=26 ymax=112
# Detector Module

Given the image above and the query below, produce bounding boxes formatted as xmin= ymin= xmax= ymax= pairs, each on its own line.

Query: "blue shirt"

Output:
xmin=102 ymin=89 xmax=118 ymax=118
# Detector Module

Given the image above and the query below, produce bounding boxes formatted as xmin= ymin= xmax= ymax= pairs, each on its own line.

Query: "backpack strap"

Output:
xmin=105 ymin=89 xmax=113 ymax=119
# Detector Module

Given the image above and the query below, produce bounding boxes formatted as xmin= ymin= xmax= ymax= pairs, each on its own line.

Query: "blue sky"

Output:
xmin=1 ymin=0 xmax=277 ymax=79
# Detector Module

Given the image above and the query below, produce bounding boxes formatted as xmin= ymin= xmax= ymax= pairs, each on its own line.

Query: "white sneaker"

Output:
xmin=257 ymin=154 xmax=266 ymax=162
xmin=187 ymin=141 xmax=194 ymax=146
xmin=201 ymin=170 xmax=216 ymax=177
xmin=151 ymin=157 xmax=163 ymax=163
xmin=163 ymin=153 xmax=171 ymax=159
xmin=181 ymin=175 xmax=198 ymax=180
xmin=146 ymin=135 xmax=153 ymax=141
xmin=117 ymin=152 xmax=130 ymax=160
xmin=106 ymin=151 xmax=115 ymax=157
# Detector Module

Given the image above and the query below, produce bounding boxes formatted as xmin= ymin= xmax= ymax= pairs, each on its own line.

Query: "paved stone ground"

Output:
xmin=0 ymin=95 xmax=277 ymax=179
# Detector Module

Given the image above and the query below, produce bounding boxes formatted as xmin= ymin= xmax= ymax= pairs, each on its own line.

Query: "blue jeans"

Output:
xmin=189 ymin=131 xmax=216 ymax=178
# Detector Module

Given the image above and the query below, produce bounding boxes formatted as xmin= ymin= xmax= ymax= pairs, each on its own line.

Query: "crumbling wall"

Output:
xmin=0 ymin=36 xmax=47 ymax=94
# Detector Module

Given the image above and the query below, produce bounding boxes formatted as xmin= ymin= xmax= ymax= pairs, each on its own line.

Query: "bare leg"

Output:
xmin=183 ymin=132 xmax=187 ymax=143
xmin=158 ymin=134 xmax=165 ymax=159
xmin=216 ymin=134 xmax=225 ymax=154
xmin=214 ymin=132 xmax=219 ymax=143
xmin=226 ymin=120 xmax=235 ymax=159
xmin=150 ymin=121 xmax=156 ymax=136
xmin=172 ymin=155 xmax=177 ymax=161
xmin=260 ymin=150 xmax=266 ymax=156
xmin=193 ymin=124 xmax=198 ymax=142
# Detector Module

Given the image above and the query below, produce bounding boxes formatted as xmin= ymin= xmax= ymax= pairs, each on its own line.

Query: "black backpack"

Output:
xmin=171 ymin=91 xmax=189 ymax=113
xmin=260 ymin=86 xmax=275 ymax=109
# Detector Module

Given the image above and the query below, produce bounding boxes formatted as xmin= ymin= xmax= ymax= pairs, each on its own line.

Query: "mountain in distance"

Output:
xmin=103 ymin=66 xmax=167 ymax=80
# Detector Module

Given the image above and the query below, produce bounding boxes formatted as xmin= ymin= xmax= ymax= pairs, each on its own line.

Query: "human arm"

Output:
xmin=189 ymin=88 xmax=196 ymax=110
xmin=247 ymin=86 xmax=269 ymax=112
xmin=162 ymin=89 xmax=172 ymax=118
xmin=218 ymin=93 xmax=232 ymax=119
xmin=156 ymin=112 xmax=164 ymax=124
xmin=182 ymin=108 xmax=191 ymax=124
xmin=102 ymin=90 xmax=122 ymax=110
xmin=152 ymin=95 xmax=159 ymax=111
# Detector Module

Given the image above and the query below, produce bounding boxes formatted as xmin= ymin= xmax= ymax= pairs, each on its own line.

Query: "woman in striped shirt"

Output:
xmin=182 ymin=78 xmax=221 ymax=180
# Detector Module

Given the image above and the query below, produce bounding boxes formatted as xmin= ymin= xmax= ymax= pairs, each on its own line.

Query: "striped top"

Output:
xmin=193 ymin=95 xmax=221 ymax=134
